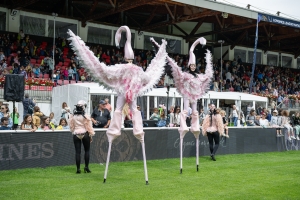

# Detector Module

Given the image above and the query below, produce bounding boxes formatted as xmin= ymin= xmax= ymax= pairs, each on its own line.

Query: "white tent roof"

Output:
xmin=52 ymin=83 xmax=267 ymax=122
xmin=203 ymin=91 xmax=268 ymax=102
xmin=62 ymin=83 xmax=267 ymax=102
xmin=66 ymin=83 xmax=182 ymax=97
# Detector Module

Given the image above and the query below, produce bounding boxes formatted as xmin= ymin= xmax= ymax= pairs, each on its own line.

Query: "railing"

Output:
xmin=276 ymin=99 xmax=300 ymax=109
xmin=0 ymin=86 xmax=52 ymax=101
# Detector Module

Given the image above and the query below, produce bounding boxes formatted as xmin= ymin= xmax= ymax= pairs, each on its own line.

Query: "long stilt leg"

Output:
xmin=141 ymin=142 xmax=149 ymax=185
xmin=190 ymin=110 xmax=200 ymax=172
xmin=178 ymin=110 xmax=189 ymax=174
xmin=104 ymin=110 xmax=123 ymax=183
xmin=196 ymin=138 xmax=199 ymax=171
xmin=132 ymin=109 xmax=149 ymax=184
xmin=180 ymin=138 xmax=183 ymax=174
xmin=103 ymin=142 xmax=112 ymax=183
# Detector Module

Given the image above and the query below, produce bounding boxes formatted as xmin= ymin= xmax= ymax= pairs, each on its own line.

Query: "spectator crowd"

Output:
xmin=1 ymin=30 xmax=300 ymax=142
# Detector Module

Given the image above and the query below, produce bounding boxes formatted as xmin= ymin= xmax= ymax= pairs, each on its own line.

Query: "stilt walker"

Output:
xmin=151 ymin=38 xmax=213 ymax=173
xmin=67 ymin=26 xmax=167 ymax=184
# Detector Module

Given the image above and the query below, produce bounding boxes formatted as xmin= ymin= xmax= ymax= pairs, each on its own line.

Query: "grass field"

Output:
xmin=1 ymin=151 xmax=300 ymax=200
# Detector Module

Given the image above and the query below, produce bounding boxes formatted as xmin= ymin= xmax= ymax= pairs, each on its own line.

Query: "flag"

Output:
xmin=249 ymin=13 xmax=262 ymax=94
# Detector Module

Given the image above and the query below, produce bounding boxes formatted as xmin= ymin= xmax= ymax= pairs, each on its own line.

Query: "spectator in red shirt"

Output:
xmin=101 ymin=52 xmax=110 ymax=64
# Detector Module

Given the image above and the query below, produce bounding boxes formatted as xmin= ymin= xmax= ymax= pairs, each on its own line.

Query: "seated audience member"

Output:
xmin=246 ymin=109 xmax=256 ymax=126
xmin=259 ymin=112 xmax=269 ymax=127
xmin=32 ymin=106 xmax=44 ymax=127
xmin=281 ymin=110 xmax=296 ymax=141
xmin=91 ymin=100 xmax=111 ymax=128
xmin=61 ymin=102 xmax=71 ymax=119
xmin=19 ymin=66 xmax=27 ymax=79
xmin=150 ymin=107 xmax=161 ymax=121
xmin=292 ymin=112 xmax=300 ymax=140
xmin=219 ymin=110 xmax=229 ymax=138
xmin=56 ymin=118 xmax=70 ymax=130
xmin=104 ymin=98 xmax=112 ymax=112
xmin=10 ymin=107 xmax=20 ymax=130
xmin=80 ymin=73 xmax=86 ymax=82
xmin=38 ymin=116 xmax=54 ymax=131
xmin=266 ymin=110 xmax=272 ymax=122
xmin=122 ymin=103 xmax=132 ymax=121
xmin=0 ymin=117 xmax=11 ymax=130
xmin=137 ymin=105 xmax=144 ymax=119
xmin=270 ymin=110 xmax=282 ymax=136
xmin=199 ymin=108 xmax=206 ymax=126
xmin=254 ymin=115 xmax=261 ymax=126
xmin=0 ymin=104 xmax=12 ymax=129
xmin=157 ymin=110 xmax=167 ymax=127
xmin=53 ymin=71 xmax=60 ymax=86
xmin=21 ymin=114 xmax=37 ymax=132
xmin=169 ymin=106 xmax=181 ymax=127
xmin=49 ymin=112 xmax=57 ymax=127
xmin=33 ymin=65 xmax=40 ymax=78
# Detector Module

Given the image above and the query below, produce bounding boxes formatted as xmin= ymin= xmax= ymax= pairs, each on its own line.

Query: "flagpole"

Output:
xmin=249 ymin=13 xmax=261 ymax=94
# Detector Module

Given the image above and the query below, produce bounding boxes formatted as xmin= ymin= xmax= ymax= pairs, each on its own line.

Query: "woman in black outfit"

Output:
xmin=69 ymin=100 xmax=95 ymax=173
xmin=202 ymin=104 xmax=224 ymax=161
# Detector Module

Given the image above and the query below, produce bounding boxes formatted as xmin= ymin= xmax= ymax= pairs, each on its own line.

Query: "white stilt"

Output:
xmin=180 ymin=138 xmax=183 ymax=174
xmin=103 ymin=142 xmax=112 ymax=183
xmin=196 ymin=138 xmax=199 ymax=171
xmin=141 ymin=142 xmax=149 ymax=185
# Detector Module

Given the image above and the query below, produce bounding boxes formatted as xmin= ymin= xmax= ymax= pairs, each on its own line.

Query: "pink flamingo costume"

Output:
xmin=151 ymin=37 xmax=213 ymax=172
xmin=67 ymin=26 xmax=167 ymax=184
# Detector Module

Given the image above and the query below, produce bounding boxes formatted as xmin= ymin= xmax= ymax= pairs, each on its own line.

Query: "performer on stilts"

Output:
xmin=67 ymin=26 xmax=167 ymax=184
xmin=151 ymin=37 xmax=213 ymax=173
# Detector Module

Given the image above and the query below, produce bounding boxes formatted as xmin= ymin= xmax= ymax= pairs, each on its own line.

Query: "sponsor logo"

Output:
xmin=0 ymin=143 xmax=54 ymax=161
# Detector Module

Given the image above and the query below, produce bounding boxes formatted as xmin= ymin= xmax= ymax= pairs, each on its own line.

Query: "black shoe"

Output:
xmin=76 ymin=169 xmax=81 ymax=174
xmin=211 ymin=155 xmax=216 ymax=161
xmin=84 ymin=167 xmax=91 ymax=173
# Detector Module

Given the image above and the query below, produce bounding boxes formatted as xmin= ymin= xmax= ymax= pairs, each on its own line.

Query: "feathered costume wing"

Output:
xmin=67 ymin=28 xmax=167 ymax=103
xmin=151 ymin=38 xmax=213 ymax=102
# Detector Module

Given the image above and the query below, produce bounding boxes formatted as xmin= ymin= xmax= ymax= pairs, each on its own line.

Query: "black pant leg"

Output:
xmin=73 ymin=135 xmax=82 ymax=170
xmin=207 ymin=133 xmax=214 ymax=154
xmin=212 ymin=132 xmax=220 ymax=155
xmin=82 ymin=133 xmax=91 ymax=167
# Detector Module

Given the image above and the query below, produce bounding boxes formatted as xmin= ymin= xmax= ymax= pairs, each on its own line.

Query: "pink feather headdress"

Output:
xmin=115 ymin=26 xmax=134 ymax=60
xmin=187 ymin=37 xmax=207 ymax=67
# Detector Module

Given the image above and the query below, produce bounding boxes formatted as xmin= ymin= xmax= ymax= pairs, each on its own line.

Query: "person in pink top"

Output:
xmin=69 ymin=100 xmax=95 ymax=174
xmin=104 ymin=98 xmax=112 ymax=112
xmin=62 ymin=68 xmax=68 ymax=85
xmin=202 ymin=104 xmax=224 ymax=161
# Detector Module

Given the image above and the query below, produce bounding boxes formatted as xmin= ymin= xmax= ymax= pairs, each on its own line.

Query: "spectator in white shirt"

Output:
xmin=0 ymin=50 xmax=5 ymax=62
xmin=259 ymin=112 xmax=269 ymax=127
xmin=225 ymin=71 xmax=232 ymax=82
xmin=229 ymin=105 xmax=239 ymax=126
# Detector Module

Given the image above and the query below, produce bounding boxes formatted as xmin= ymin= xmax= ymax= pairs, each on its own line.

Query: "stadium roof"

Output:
xmin=2 ymin=0 xmax=300 ymax=57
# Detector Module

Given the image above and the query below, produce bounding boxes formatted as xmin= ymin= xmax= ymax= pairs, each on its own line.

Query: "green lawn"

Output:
xmin=1 ymin=151 xmax=300 ymax=200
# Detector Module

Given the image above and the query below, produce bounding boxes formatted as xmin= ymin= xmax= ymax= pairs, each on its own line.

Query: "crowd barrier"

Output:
xmin=0 ymin=88 xmax=52 ymax=101
xmin=0 ymin=127 xmax=298 ymax=170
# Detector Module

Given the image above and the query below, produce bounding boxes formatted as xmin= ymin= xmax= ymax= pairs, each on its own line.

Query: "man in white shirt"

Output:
xmin=186 ymin=106 xmax=192 ymax=127
xmin=225 ymin=71 xmax=232 ymax=82
xmin=0 ymin=50 xmax=5 ymax=62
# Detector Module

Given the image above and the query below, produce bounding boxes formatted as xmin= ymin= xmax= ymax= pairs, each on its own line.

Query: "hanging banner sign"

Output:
xmin=260 ymin=13 xmax=300 ymax=29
